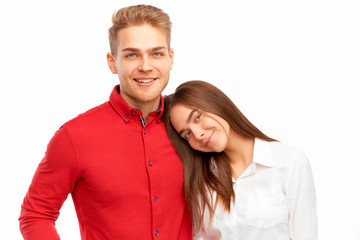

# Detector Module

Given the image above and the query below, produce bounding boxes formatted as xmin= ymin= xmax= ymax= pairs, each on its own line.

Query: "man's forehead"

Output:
xmin=116 ymin=24 xmax=168 ymax=50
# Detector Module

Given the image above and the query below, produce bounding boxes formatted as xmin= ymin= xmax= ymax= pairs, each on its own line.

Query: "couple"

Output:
xmin=19 ymin=4 xmax=317 ymax=240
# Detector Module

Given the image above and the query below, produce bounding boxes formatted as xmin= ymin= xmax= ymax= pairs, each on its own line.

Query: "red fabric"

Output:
xmin=19 ymin=85 xmax=192 ymax=240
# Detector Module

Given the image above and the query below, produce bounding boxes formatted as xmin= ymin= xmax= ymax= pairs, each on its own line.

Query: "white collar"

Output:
xmin=233 ymin=138 xmax=274 ymax=181
xmin=252 ymin=138 xmax=274 ymax=167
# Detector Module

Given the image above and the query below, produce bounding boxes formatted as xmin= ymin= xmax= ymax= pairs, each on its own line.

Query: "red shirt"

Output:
xmin=19 ymin=85 xmax=192 ymax=240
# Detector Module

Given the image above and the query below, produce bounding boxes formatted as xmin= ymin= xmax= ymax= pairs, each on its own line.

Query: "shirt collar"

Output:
xmin=252 ymin=138 xmax=274 ymax=167
xmin=109 ymin=85 xmax=164 ymax=123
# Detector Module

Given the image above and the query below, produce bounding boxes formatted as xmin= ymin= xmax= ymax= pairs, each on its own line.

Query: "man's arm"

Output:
xmin=19 ymin=126 xmax=79 ymax=240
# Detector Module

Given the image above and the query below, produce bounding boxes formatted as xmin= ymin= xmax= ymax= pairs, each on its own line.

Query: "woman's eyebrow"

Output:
xmin=186 ymin=108 xmax=198 ymax=123
xmin=178 ymin=108 xmax=198 ymax=136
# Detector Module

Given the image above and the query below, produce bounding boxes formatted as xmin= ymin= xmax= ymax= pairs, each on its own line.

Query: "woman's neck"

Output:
xmin=224 ymin=131 xmax=255 ymax=180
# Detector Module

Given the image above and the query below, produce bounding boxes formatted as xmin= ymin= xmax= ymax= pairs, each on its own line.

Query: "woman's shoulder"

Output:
xmin=257 ymin=139 xmax=310 ymax=168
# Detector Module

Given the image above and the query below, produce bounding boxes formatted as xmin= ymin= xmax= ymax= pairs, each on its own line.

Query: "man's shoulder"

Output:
xmin=63 ymin=101 xmax=112 ymax=129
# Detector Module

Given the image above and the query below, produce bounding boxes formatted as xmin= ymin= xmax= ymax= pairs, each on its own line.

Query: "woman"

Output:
xmin=163 ymin=80 xmax=317 ymax=240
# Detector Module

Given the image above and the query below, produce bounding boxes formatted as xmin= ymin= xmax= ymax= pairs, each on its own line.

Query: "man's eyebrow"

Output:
xmin=122 ymin=48 xmax=140 ymax=52
xmin=178 ymin=108 xmax=197 ymax=136
xmin=151 ymin=46 xmax=167 ymax=51
xmin=122 ymin=46 xmax=167 ymax=53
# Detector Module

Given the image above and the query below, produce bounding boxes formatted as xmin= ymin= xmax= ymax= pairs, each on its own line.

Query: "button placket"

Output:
xmin=143 ymin=125 xmax=160 ymax=238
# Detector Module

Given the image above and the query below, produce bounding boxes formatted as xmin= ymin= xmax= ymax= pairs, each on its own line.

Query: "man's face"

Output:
xmin=107 ymin=24 xmax=174 ymax=109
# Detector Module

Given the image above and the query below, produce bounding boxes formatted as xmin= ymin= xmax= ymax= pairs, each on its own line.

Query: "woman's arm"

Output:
xmin=286 ymin=150 xmax=318 ymax=240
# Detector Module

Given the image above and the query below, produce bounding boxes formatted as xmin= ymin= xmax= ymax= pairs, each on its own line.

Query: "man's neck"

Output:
xmin=120 ymin=95 xmax=161 ymax=123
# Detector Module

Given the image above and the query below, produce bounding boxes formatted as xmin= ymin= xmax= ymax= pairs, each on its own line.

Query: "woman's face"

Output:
xmin=170 ymin=104 xmax=231 ymax=152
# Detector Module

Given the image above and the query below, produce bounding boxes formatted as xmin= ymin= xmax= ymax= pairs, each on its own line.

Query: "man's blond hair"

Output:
xmin=109 ymin=5 xmax=172 ymax=57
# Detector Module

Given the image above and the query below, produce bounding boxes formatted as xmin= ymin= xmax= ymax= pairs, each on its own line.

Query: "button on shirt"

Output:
xmin=195 ymin=138 xmax=317 ymax=240
xmin=19 ymin=85 xmax=192 ymax=240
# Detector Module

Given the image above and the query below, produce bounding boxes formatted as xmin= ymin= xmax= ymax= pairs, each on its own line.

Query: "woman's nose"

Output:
xmin=192 ymin=128 xmax=204 ymax=140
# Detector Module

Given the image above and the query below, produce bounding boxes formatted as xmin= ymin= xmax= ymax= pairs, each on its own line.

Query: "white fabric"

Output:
xmin=195 ymin=138 xmax=317 ymax=240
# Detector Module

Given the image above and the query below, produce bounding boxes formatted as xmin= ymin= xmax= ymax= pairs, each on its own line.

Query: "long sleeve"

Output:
xmin=19 ymin=126 xmax=80 ymax=240
xmin=286 ymin=150 xmax=317 ymax=240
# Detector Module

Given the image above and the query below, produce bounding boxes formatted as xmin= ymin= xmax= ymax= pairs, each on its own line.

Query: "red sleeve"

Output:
xmin=177 ymin=206 xmax=193 ymax=240
xmin=19 ymin=126 xmax=79 ymax=240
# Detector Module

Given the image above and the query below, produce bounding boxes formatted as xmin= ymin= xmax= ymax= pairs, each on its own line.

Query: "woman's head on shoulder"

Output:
xmin=170 ymin=103 xmax=231 ymax=153
xmin=164 ymin=80 xmax=235 ymax=153
xmin=163 ymin=80 xmax=274 ymax=153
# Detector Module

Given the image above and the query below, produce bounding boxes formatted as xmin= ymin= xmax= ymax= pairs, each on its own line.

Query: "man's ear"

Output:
xmin=169 ymin=48 xmax=174 ymax=70
xmin=107 ymin=52 xmax=117 ymax=74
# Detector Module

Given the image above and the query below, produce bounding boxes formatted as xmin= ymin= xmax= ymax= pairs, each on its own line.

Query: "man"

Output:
xmin=19 ymin=5 xmax=192 ymax=240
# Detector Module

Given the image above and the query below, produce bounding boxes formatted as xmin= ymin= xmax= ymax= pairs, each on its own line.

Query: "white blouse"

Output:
xmin=195 ymin=138 xmax=317 ymax=240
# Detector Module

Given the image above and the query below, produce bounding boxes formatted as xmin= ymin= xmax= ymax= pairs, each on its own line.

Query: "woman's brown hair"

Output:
xmin=162 ymin=80 xmax=276 ymax=232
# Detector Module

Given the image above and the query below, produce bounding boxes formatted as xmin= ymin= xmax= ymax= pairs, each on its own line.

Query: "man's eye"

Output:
xmin=195 ymin=114 xmax=202 ymax=121
xmin=153 ymin=52 xmax=162 ymax=56
xmin=127 ymin=53 xmax=136 ymax=58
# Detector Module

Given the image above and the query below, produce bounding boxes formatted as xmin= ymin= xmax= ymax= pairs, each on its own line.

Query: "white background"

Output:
xmin=1 ymin=0 xmax=359 ymax=239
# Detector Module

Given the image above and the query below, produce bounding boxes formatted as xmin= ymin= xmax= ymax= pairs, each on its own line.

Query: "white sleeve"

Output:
xmin=286 ymin=150 xmax=318 ymax=240
xmin=192 ymin=199 xmax=222 ymax=240
xmin=193 ymin=235 xmax=203 ymax=240
xmin=193 ymin=224 xmax=203 ymax=240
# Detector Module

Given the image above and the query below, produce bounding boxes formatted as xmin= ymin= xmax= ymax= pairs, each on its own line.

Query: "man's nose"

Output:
xmin=138 ymin=56 xmax=153 ymax=72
